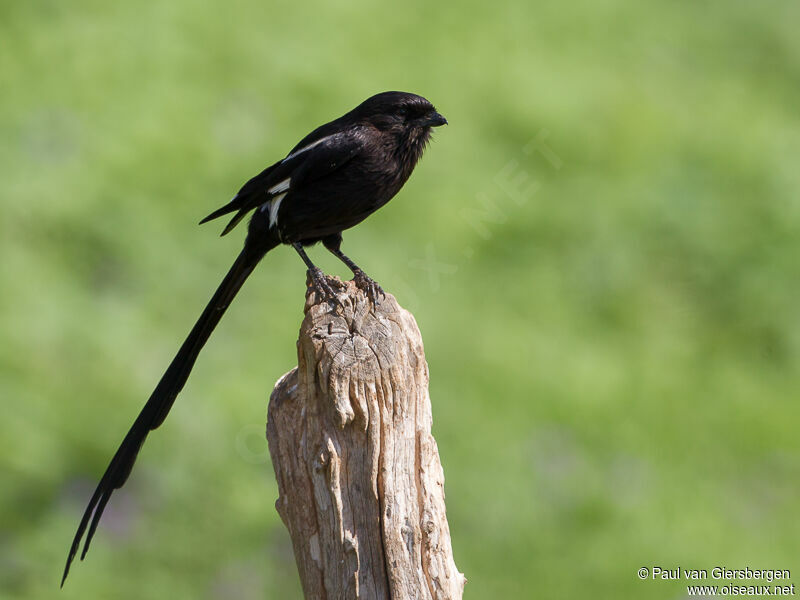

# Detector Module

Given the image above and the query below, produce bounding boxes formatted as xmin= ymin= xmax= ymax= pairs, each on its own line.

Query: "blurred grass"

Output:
xmin=2 ymin=0 xmax=799 ymax=598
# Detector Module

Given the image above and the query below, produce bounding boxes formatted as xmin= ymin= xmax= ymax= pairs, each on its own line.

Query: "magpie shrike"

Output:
xmin=62 ymin=91 xmax=446 ymax=584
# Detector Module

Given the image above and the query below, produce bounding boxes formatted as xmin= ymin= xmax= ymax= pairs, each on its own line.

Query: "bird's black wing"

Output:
xmin=200 ymin=129 xmax=363 ymax=236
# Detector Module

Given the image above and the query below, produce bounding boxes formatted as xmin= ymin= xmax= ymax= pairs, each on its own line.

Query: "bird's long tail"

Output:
xmin=62 ymin=240 xmax=276 ymax=586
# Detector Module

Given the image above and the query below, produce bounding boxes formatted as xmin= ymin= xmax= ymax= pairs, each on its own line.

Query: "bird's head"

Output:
xmin=354 ymin=91 xmax=447 ymax=136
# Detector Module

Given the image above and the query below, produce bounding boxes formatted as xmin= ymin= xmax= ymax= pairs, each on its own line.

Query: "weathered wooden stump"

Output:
xmin=267 ymin=279 xmax=465 ymax=600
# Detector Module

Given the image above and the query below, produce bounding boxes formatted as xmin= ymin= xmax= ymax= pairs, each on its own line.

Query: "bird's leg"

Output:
xmin=322 ymin=235 xmax=384 ymax=303
xmin=292 ymin=243 xmax=339 ymax=302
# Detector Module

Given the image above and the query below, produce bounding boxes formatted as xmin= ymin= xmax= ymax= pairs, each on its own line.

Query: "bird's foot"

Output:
xmin=353 ymin=270 xmax=385 ymax=304
xmin=307 ymin=267 xmax=341 ymax=305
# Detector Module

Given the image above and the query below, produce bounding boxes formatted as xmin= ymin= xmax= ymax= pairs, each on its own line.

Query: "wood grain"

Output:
xmin=267 ymin=279 xmax=465 ymax=599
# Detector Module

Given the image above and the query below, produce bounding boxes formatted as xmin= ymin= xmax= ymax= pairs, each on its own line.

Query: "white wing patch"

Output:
xmin=269 ymin=192 xmax=286 ymax=228
xmin=268 ymin=178 xmax=291 ymax=194
xmin=281 ymin=134 xmax=335 ymax=163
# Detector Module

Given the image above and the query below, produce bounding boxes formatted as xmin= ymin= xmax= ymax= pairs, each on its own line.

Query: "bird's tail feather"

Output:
xmin=61 ymin=240 xmax=276 ymax=586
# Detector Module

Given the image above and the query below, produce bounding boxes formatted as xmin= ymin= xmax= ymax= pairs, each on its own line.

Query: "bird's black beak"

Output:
xmin=421 ymin=111 xmax=448 ymax=127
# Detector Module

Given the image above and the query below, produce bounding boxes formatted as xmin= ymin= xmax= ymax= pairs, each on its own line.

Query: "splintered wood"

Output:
xmin=267 ymin=280 xmax=465 ymax=600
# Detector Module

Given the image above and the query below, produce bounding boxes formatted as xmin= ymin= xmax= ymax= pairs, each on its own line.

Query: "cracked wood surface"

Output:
xmin=267 ymin=280 xmax=465 ymax=600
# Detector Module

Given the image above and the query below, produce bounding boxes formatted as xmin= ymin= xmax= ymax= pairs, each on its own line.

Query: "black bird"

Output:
xmin=62 ymin=91 xmax=446 ymax=585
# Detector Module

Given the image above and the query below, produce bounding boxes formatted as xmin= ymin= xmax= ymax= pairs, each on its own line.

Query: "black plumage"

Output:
xmin=62 ymin=91 xmax=446 ymax=585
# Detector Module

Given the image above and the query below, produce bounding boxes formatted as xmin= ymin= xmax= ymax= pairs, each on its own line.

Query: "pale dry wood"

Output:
xmin=267 ymin=279 xmax=465 ymax=600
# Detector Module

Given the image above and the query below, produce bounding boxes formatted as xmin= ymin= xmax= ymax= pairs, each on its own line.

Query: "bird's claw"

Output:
xmin=353 ymin=270 xmax=384 ymax=304
xmin=308 ymin=268 xmax=341 ymax=305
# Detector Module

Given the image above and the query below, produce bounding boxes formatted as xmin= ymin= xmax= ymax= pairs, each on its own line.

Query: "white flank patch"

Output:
xmin=269 ymin=192 xmax=286 ymax=227
xmin=281 ymin=134 xmax=334 ymax=163
xmin=268 ymin=178 xmax=291 ymax=194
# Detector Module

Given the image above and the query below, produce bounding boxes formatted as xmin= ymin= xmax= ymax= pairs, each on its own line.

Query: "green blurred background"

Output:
xmin=2 ymin=0 xmax=799 ymax=598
